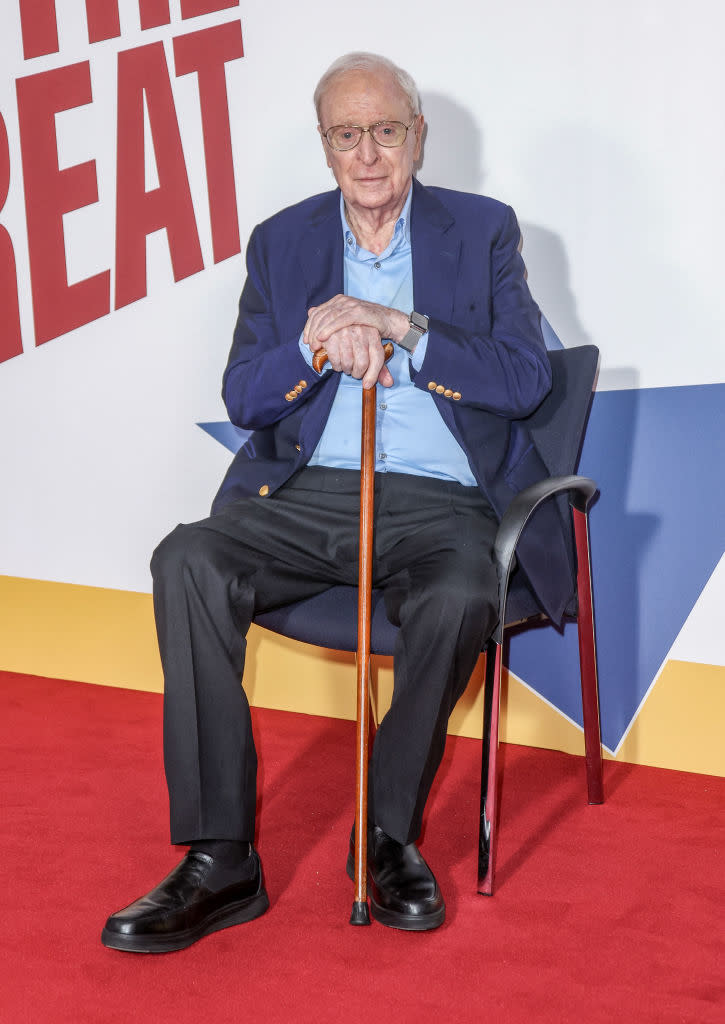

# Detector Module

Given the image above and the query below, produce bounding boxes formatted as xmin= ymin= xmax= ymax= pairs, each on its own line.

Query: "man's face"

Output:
xmin=318 ymin=69 xmax=423 ymax=219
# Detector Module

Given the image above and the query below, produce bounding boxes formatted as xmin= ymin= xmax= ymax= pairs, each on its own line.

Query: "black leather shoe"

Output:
xmin=101 ymin=848 xmax=269 ymax=952
xmin=347 ymin=825 xmax=445 ymax=931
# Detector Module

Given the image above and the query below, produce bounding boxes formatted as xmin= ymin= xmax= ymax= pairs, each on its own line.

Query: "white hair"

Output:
xmin=313 ymin=52 xmax=421 ymax=123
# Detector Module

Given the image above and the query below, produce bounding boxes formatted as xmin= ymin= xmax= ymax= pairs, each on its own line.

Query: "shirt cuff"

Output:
xmin=298 ymin=333 xmax=331 ymax=374
xmin=409 ymin=332 xmax=429 ymax=371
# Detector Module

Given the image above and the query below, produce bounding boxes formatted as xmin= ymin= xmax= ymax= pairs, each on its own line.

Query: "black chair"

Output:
xmin=254 ymin=344 xmax=603 ymax=895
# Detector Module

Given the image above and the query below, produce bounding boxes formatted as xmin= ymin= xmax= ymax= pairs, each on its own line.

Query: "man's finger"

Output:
xmin=360 ymin=345 xmax=384 ymax=389
xmin=361 ymin=364 xmax=382 ymax=389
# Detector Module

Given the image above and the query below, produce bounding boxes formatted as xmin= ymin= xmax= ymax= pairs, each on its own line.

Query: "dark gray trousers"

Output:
xmin=151 ymin=467 xmax=499 ymax=847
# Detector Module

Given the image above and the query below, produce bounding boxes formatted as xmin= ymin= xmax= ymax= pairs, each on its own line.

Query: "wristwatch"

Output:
xmin=398 ymin=310 xmax=429 ymax=353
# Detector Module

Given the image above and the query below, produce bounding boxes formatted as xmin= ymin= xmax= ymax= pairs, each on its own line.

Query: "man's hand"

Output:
xmin=304 ymin=295 xmax=403 ymax=388
xmin=305 ymin=295 xmax=407 ymax=348
xmin=308 ymin=323 xmax=393 ymax=388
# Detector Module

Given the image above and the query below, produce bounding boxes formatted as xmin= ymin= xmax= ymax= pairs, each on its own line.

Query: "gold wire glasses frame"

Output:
xmin=321 ymin=119 xmax=416 ymax=152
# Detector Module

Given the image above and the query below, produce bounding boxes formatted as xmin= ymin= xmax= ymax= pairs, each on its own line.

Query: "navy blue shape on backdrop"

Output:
xmin=199 ymin=380 xmax=725 ymax=752
xmin=508 ymin=382 xmax=725 ymax=750
xmin=198 ymin=420 xmax=251 ymax=453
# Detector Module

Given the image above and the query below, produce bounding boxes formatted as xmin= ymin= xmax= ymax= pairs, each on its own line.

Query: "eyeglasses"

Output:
xmin=321 ymin=120 xmax=416 ymax=152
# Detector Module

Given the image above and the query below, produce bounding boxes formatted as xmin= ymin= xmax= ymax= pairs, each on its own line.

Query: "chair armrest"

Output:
xmin=492 ymin=475 xmax=598 ymax=642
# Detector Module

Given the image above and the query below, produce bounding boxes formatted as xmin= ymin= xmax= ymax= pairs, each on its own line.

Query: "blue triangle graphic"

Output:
xmin=508 ymin=382 xmax=725 ymax=750
xmin=197 ymin=421 xmax=250 ymax=453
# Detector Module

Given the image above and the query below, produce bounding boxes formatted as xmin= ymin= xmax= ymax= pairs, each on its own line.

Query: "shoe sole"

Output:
xmin=345 ymin=853 xmax=445 ymax=932
xmin=101 ymin=888 xmax=270 ymax=953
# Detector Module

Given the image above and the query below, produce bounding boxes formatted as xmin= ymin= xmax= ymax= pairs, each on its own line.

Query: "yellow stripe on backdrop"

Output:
xmin=1 ymin=575 xmax=722 ymax=777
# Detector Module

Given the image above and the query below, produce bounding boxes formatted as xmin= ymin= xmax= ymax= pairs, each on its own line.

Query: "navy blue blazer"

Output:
xmin=213 ymin=179 xmax=573 ymax=623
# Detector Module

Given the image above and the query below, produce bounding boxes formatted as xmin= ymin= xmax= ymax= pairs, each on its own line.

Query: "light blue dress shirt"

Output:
xmin=299 ymin=188 xmax=476 ymax=485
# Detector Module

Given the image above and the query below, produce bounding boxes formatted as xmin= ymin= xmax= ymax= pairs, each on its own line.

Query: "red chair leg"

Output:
xmin=572 ymin=506 xmax=604 ymax=805
xmin=478 ymin=639 xmax=503 ymax=895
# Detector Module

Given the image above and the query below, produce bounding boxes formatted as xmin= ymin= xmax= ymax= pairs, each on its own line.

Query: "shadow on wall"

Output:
xmin=417 ymin=91 xmax=590 ymax=360
xmin=518 ymin=223 xmax=591 ymax=348
xmin=416 ymin=90 xmax=487 ymax=193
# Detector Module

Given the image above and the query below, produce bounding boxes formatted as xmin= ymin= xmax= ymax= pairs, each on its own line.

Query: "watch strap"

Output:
xmin=398 ymin=311 xmax=429 ymax=353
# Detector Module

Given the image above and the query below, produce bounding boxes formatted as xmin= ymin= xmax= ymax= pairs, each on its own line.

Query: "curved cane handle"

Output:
xmin=312 ymin=341 xmax=394 ymax=374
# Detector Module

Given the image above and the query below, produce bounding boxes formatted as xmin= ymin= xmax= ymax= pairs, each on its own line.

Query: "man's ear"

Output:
xmin=413 ymin=115 xmax=425 ymax=163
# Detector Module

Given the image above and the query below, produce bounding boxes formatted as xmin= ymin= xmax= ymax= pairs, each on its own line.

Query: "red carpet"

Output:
xmin=1 ymin=671 xmax=723 ymax=1023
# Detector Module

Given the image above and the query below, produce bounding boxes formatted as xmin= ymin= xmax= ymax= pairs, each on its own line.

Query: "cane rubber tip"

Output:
xmin=350 ymin=901 xmax=371 ymax=926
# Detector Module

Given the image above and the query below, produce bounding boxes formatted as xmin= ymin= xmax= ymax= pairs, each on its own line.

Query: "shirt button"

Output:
xmin=374 ymin=262 xmax=381 ymax=269
xmin=379 ymin=453 xmax=387 ymax=460
xmin=379 ymin=403 xmax=387 ymax=410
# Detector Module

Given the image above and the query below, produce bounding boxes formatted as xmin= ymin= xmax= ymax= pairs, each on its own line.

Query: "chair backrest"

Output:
xmin=526 ymin=345 xmax=599 ymax=478
xmin=503 ymin=344 xmax=599 ymax=624
xmin=254 ymin=345 xmax=600 ymax=653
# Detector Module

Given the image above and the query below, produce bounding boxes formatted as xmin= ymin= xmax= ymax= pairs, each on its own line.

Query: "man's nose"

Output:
xmin=356 ymin=131 xmax=379 ymax=164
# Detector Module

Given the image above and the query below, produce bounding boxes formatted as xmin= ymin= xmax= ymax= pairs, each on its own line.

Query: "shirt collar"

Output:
xmin=340 ymin=184 xmax=413 ymax=260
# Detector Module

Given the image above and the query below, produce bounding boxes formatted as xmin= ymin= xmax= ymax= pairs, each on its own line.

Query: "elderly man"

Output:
xmin=102 ymin=52 xmax=569 ymax=950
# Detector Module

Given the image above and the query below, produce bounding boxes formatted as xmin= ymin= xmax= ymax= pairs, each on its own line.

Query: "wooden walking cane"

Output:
xmin=313 ymin=341 xmax=394 ymax=925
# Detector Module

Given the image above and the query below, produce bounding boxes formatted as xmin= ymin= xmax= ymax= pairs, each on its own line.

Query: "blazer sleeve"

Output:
xmin=414 ymin=204 xmax=551 ymax=419
xmin=221 ymin=224 xmax=325 ymax=431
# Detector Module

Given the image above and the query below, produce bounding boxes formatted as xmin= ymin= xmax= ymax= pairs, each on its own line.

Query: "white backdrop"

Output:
xmin=1 ymin=0 xmax=723 ymax=599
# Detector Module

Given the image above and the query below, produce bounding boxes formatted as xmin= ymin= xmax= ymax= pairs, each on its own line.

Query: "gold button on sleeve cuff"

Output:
xmin=427 ymin=381 xmax=437 ymax=390
xmin=444 ymin=389 xmax=453 ymax=398
xmin=258 ymin=485 xmax=270 ymax=497
xmin=452 ymin=391 xmax=461 ymax=401
xmin=435 ymin=384 xmax=445 ymax=394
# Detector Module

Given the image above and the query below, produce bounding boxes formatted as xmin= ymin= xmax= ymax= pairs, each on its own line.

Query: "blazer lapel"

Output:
xmin=297 ymin=189 xmax=344 ymax=307
xmin=410 ymin=179 xmax=460 ymax=323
